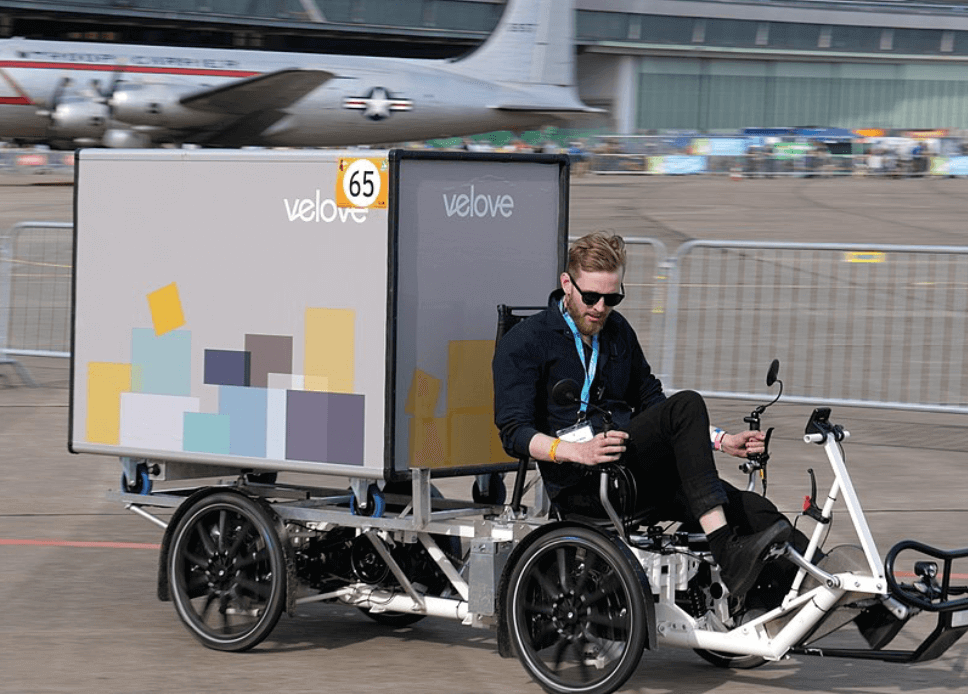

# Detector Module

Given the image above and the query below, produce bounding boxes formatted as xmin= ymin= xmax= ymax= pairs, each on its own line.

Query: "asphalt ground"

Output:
xmin=2 ymin=170 xmax=967 ymax=693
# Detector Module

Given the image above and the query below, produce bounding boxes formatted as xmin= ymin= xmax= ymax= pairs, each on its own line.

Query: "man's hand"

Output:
xmin=722 ymin=430 xmax=766 ymax=458
xmin=562 ymin=430 xmax=629 ymax=466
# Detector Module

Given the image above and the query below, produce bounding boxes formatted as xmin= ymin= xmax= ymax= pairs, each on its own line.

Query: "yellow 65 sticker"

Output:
xmin=336 ymin=157 xmax=388 ymax=209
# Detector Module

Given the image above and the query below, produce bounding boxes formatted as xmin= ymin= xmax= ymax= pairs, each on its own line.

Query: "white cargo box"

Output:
xmin=70 ymin=148 xmax=569 ymax=481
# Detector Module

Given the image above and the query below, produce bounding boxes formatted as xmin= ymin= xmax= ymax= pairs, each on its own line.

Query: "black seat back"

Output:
xmin=495 ymin=304 xmax=545 ymax=513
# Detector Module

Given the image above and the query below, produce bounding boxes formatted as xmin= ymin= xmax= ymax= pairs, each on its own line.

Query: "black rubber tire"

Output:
xmin=361 ymin=609 xmax=427 ymax=627
xmin=693 ymin=648 xmax=767 ymax=670
xmin=506 ymin=526 xmax=648 ymax=694
xmin=693 ymin=606 xmax=768 ymax=669
xmin=167 ymin=491 xmax=287 ymax=651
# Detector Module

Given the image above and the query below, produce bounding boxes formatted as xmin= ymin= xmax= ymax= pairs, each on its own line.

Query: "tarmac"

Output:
xmin=2 ymin=169 xmax=967 ymax=693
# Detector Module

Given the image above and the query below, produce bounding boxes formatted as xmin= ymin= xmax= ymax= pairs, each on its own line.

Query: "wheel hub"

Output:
xmin=551 ymin=591 xmax=587 ymax=636
xmin=206 ymin=551 xmax=237 ymax=591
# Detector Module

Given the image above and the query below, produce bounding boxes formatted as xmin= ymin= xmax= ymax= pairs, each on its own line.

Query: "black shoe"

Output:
xmin=715 ymin=521 xmax=792 ymax=599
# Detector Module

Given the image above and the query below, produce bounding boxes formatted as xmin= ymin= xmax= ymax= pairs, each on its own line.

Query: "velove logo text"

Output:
xmin=442 ymin=185 xmax=514 ymax=219
xmin=284 ymin=190 xmax=369 ymax=223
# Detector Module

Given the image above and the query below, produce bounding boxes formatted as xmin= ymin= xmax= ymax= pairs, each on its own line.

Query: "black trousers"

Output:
xmin=553 ymin=390 xmax=788 ymax=534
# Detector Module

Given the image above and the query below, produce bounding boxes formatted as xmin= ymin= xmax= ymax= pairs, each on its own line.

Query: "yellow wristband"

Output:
xmin=549 ymin=438 xmax=561 ymax=462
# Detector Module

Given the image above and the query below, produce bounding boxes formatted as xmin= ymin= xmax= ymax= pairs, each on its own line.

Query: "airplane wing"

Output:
xmin=181 ymin=68 xmax=334 ymax=115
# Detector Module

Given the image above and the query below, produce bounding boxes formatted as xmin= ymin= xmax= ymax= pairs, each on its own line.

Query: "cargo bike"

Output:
xmin=70 ymin=149 xmax=967 ymax=694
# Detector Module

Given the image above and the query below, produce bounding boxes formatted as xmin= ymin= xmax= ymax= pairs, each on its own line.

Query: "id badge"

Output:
xmin=557 ymin=421 xmax=594 ymax=443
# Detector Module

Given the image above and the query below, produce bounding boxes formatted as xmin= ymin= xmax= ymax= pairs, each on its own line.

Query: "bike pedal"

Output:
xmin=764 ymin=542 xmax=789 ymax=561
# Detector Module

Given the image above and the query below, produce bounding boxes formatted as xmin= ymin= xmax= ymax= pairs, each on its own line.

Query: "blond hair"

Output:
xmin=567 ymin=231 xmax=626 ymax=276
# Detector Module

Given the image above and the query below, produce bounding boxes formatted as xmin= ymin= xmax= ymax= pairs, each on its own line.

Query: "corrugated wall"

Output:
xmin=638 ymin=58 xmax=968 ymax=130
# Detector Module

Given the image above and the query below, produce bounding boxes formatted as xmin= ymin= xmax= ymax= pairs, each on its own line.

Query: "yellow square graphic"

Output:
xmin=448 ymin=410 xmax=502 ymax=469
xmin=447 ymin=340 xmax=495 ymax=411
xmin=87 ymin=362 xmax=131 ymax=444
xmin=305 ymin=308 xmax=354 ymax=393
xmin=147 ymin=283 xmax=185 ymax=336
xmin=405 ymin=369 xmax=441 ymax=418
xmin=409 ymin=416 xmax=448 ymax=468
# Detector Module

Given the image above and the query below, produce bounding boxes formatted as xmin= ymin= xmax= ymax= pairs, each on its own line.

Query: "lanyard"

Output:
xmin=560 ymin=300 xmax=598 ymax=415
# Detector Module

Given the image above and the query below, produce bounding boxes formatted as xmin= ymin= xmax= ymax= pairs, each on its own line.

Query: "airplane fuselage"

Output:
xmin=0 ymin=38 xmax=560 ymax=147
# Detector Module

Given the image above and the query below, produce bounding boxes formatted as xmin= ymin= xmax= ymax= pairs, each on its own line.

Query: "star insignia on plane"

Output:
xmin=343 ymin=87 xmax=413 ymax=121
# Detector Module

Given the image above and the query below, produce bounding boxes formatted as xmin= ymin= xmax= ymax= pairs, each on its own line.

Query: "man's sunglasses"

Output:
xmin=568 ymin=273 xmax=625 ymax=307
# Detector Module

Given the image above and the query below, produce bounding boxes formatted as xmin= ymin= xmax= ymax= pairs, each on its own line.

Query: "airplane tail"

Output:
xmin=451 ymin=0 xmax=576 ymax=89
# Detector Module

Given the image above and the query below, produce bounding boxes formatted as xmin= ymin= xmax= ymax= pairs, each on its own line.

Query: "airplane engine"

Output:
xmin=110 ymin=85 xmax=223 ymax=129
xmin=49 ymin=99 xmax=110 ymax=139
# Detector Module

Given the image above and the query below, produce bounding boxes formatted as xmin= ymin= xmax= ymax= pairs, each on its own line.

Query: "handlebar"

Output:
xmin=804 ymin=430 xmax=850 ymax=444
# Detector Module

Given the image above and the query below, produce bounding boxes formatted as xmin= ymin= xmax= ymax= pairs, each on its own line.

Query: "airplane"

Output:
xmin=0 ymin=0 xmax=597 ymax=149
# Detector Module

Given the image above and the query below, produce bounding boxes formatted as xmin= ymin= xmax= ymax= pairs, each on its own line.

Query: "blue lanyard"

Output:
xmin=560 ymin=300 xmax=598 ymax=415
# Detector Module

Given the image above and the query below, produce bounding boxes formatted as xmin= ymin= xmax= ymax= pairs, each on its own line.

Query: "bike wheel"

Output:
xmin=168 ymin=491 xmax=286 ymax=651
xmin=506 ymin=526 xmax=648 ymax=694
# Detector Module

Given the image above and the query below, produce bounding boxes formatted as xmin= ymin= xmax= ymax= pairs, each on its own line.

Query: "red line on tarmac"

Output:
xmin=0 ymin=538 xmax=161 ymax=550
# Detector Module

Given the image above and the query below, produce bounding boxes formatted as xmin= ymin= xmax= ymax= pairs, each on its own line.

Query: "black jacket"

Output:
xmin=492 ymin=290 xmax=666 ymax=496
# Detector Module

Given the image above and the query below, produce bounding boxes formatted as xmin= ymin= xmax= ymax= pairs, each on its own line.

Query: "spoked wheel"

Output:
xmin=506 ymin=526 xmax=648 ymax=694
xmin=168 ymin=492 xmax=286 ymax=651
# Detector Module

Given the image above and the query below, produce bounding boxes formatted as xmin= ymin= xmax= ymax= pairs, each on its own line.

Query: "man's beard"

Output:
xmin=564 ymin=293 xmax=606 ymax=337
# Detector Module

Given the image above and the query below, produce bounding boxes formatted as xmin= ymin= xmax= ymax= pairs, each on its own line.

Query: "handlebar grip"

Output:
xmin=803 ymin=430 xmax=851 ymax=444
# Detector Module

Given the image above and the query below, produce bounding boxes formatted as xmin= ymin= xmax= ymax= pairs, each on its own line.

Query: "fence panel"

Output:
xmin=0 ymin=222 xmax=74 ymax=361
xmin=616 ymin=238 xmax=669 ymax=370
xmin=660 ymin=241 xmax=968 ymax=412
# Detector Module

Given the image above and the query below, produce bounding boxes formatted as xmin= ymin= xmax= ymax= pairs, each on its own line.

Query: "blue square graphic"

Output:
xmin=132 ymin=328 xmax=191 ymax=396
xmin=183 ymin=412 xmax=230 ymax=454
xmin=204 ymin=349 xmax=250 ymax=387
xmin=219 ymin=385 xmax=267 ymax=458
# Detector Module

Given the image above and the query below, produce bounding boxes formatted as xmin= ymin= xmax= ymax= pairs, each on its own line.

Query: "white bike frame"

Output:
xmin=642 ymin=421 xmax=902 ymax=660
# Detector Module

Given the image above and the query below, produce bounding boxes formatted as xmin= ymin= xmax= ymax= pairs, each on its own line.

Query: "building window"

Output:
xmin=703 ymin=18 xmax=760 ymax=47
xmin=770 ymin=22 xmax=825 ymax=50
xmin=575 ymin=10 xmax=631 ymax=41
xmin=893 ymin=28 xmax=945 ymax=54
xmin=829 ymin=25 xmax=882 ymax=52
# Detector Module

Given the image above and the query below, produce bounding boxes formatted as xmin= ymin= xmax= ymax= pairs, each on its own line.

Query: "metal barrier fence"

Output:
xmin=0 ymin=222 xmax=74 ymax=380
xmin=5 ymin=224 xmax=968 ymax=415
xmin=0 ymin=149 xmax=75 ymax=176
xmin=659 ymin=240 xmax=968 ymax=413
xmin=588 ymin=152 xmax=952 ymax=177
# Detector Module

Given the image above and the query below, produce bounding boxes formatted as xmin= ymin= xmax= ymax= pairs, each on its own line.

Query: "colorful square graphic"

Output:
xmin=266 ymin=389 xmax=288 ymax=460
xmin=219 ymin=385 xmax=267 ymax=457
xmin=204 ymin=349 xmax=250 ymax=387
xmin=120 ymin=392 xmax=199 ymax=450
xmin=447 ymin=340 xmax=495 ymax=410
xmin=132 ymin=328 xmax=191 ymax=396
xmin=286 ymin=390 xmax=364 ymax=465
xmin=183 ymin=412 xmax=230 ymax=454
xmin=448 ymin=411 xmax=508 ymax=468
xmin=405 ymin=369 xmax=441 ymax=418
xmin=86 ymin=362 xmax=131 ymax=445
xmin=245 ymin=334 xmax=293 ymax=388
xmin=305 ymin=307 xmax=355 ymax=393
xmin=147 ymin=283 xmax=185 ymax=336
xmin=409 ymin=416 xmax=447 ymax=468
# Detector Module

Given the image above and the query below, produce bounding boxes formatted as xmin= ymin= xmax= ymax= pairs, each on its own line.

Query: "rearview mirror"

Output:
xmin=766 ymin=359 xmax=780 ymax=387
